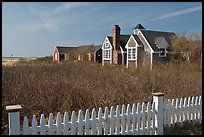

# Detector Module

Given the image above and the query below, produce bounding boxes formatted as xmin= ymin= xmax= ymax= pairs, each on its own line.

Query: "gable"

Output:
xmin=126 ymin=35 xmax=137 ymax=48
xmin=102 ymin=37 xmax=112 ymax=50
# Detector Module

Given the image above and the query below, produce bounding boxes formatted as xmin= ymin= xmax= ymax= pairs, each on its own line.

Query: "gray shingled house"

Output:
xmin=101 ymin=24 xmax=175 ymax=69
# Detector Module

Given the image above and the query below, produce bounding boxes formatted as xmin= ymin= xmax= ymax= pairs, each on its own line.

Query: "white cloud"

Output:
xmin=22 ymin=5 xmax=60 ymax=32
xmin=152 ymin=6 xmax=202 ymax=21
xmin=55 ymin=2 xmax=91 ymax=13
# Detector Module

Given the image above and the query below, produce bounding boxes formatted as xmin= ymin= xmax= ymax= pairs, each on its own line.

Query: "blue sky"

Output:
xmin=2 ymin=2 xmax=202 ymax=57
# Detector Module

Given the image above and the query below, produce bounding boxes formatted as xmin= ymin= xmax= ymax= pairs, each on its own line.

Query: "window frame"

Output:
xmin=127 ymin=48 xmax=137 ymax=60
xmin=103 ymin=49 xmax=111 ymax=60
xmin=159 ymin=48 xmax=167 ymax=57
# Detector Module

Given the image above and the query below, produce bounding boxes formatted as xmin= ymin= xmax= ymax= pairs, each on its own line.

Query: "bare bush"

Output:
xmin=2 ymin=59 xmax=201 ymax=134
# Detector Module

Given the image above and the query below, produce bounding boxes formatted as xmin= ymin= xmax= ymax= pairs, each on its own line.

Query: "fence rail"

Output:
xmin=6 ymin=93 xmax=202 ymax=135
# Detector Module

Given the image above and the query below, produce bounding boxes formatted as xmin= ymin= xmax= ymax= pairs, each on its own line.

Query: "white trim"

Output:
xmin=133 ymin=29 xmax=140 ymax=35
xmin=120 ymin=47 xmax=124 ymax=65
xmin=94 ymin=52 xmax=96 ymax=62
xmin=137 ymin=31 xmax=154 ymax=53
xmin=102 ymin=37 xmax=113 ymax=65
xmin=125 ymin=35 xmax=140 ymax=68
xmin=150 ymin=51 xmax=153 ymax=70
xmin=127 ymin=48 xmax=136 ymax=60
xmin=101 ymin=37 xmax=113 ymax=50
xmin=53 ymin=47 xmax=59 ymax=63
xmin=65 ymin=53 xmax=67 ymax=61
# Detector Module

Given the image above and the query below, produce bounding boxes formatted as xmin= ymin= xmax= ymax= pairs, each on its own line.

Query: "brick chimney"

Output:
xmin=112 ymin=25 xmax=120 ymax=65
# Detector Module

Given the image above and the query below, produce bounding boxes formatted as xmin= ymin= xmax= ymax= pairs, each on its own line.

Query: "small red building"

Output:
xmin=53 ymin=46 xmax=77 ymax=63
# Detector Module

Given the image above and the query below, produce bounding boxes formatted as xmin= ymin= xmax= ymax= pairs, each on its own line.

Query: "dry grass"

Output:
xmin=2 ymin=59 xmax=202 ymax=135
xmin=164 ymin=121 xmax=202 ymax=135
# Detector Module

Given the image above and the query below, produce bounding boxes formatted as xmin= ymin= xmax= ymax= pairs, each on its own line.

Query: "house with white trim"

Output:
xmin=101 ymin=24 xmax=175 ymax=69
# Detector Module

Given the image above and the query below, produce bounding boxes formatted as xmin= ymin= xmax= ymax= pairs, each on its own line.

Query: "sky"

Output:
xmin=2 ymin=2 xmax=202 ymax=57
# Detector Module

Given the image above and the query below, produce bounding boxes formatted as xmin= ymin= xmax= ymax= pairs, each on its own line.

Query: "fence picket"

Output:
xmin=97 ymin=107 xmax=103 ymax=135
xmin=152 ymin=102 xmax=155 ymax=135
xmin=121 ymin=105 xmax=126 ymax=135
xmin=175 ymin=99 xmax=179 ymax=124
xmin=131 ymin=103 xmax=136 ymax=135
xmin=110 ymin=106 xmax=115 ymax=135
xmin=71 ymin=111 xmax=76 ymax=135
xmin=187 ymin=97 xmax=191 ymax=122
xmin=191 ymin=97 xmax=195 ymax=121
xmin=136 ymin=103 xmax=140 ymax=135
xmin=126 ymin=104 xmax=131 ymax=135
xmin=115 ymin=105 xmax=120 ymax=135
xmin=195 ymin=96 xmax=198 ymax=123
xmin=63 ymin=112 xmax=69 ymax=135
xmin=146 ymin=102 xmax=150 ymax=135
xmin=171 ymin=99 xmax=175 ymax=125
xmin=167 ymin=99 xmax=171 ymax=127
xmin=56 ymin=112 xmax=62 ymax=135
xmin=91 ymin=108 xmax=96 ymax=135
xmin=31 ymin=115 xmax=38 ymax=135
xmin=163 ymin=100 xmax=166 ymax=127
xmin=40 ymin=114 xmax=46 ymax=135
xmin=48 ymin=113 xmax=54 ymax=135
xmin=103 ymin=107 xmax=108 ymax=135
xmin=141 ymin=102 xmax=145 ymax=134
xmin=179 ymin=98 xmax=183 ymax=126
xmin=183 ymin=98 xmax=187 ymax=123
xmin=85 ymin=109 xmax=90 ymax=135
xmin=78 ymin=110 xmax=83 ymax=135
xmin=199 ymin=96 xmax=202 ymax=123
xmin=23 ymin=116 xmax=29 ymax=135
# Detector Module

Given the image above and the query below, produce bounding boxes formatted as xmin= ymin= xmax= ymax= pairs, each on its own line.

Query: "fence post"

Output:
xmin=6 ymin=105 xmax=22 ymax=135
xmin=152 ymin=92 xmax=164 ymax=135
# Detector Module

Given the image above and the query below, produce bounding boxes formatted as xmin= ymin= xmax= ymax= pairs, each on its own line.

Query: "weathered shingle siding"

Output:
xmin=137 ymin=32 xmax=152 ymax=53
xmin=152 ymin=53 xmax=170 ymax=66
xmin=128 ymin=61 xmax=136 ymax=68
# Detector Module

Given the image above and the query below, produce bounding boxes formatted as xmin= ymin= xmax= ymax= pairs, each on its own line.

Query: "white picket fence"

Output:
xmin=163 ymin=96 xmax=202 ymax=127
xmin=6 ymin=93 xmax=202 ymax=135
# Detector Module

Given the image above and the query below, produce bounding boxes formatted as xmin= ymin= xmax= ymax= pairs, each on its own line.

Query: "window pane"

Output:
xmin=127 ymin=49 xmax=131 ymax=59
xmin=132 ymin=49 xmax=136 ymax=59
xmin=103 ymin=50 xmax=111 ymax=59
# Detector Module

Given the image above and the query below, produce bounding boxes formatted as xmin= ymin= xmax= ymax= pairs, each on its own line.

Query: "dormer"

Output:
xmin=154 ymin=36 xmax=169 ymax=57
xmin=133 ymin=23 xmax=145 ymax=35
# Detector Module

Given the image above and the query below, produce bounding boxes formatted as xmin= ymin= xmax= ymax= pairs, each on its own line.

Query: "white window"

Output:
xmin=88 ymin=53 xmax=91 ymax=61
xmin=54 ymin=53 xmax=58 ymax=60
xmin=159 ymin=48 xmax=167 ymax=57
xmin=127 ymin=48 xmax=136 ymax=60
xmin=103 ymin=50 xmax=111 ymax=60
xmin=105 ymin=42 xmax=109 ymax=48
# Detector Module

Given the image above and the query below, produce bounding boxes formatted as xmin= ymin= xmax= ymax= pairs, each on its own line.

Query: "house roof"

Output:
xmin=90 ymin=45 xmax=102 ymax=52
xmin=154 ymin=36 xmax=169 ymax=49
xmin=107 ymin=35 xmax=131 ymax=51
xmin=140 ymin=30 xmax=175 ymax=51
xmin=134 ymin=23 xmax=145 ymax=30
xmin=56 ymin=46 xmax=77 ymax=54
xmin=132 ymin=35 xmax=143 ymax=45
xmin=75 ymin=45 xmax=94 ymax=54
